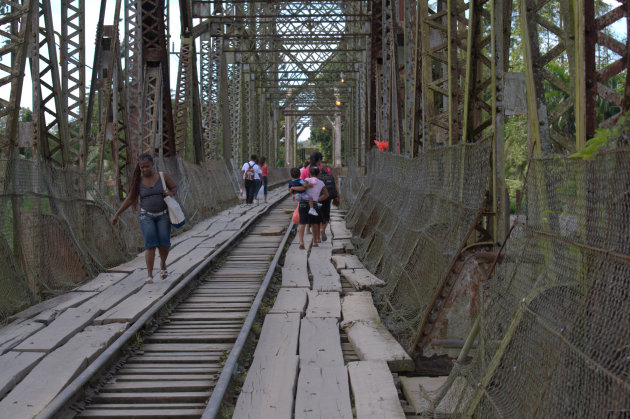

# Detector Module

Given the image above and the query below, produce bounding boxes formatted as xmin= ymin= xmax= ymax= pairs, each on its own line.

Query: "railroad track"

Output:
xmin=42 ymin=198 xmax=295 ymax=419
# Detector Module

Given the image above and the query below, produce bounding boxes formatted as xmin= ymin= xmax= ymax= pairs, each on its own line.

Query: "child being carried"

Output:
xmin=288 ymin=167 xmax=318 ymax=216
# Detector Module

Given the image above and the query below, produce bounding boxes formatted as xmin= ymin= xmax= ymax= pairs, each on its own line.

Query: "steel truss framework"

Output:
xmin=0 ymin=0 xmax=627 ymax=208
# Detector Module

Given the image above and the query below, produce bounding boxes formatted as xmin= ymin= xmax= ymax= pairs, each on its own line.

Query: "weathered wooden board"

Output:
xmin=32 ymin=291 xmax=99 ymax=323
xmin=306 ymin=291 xmax=341 ymax=319
xmin=233 ymin=354 xmax=299 ymax=419
xmin=94 ymin=280 xmax=174 ymax=325
xmin=331 ymin=240 xmax=350 ymax=254
xmin=346 ymin=323 xmax=414 ymax=372
xmin=14 ymin=271 xmax=146 ymax=353
xmin=199 ymin=230 xmax=235 ymax=248
xmin=340 ymin=292 xmax=380 ymax=328
xmin=294 ymin=366 xmax=352 ymax=419
xmin=347 ymin=360 xmax=406 ymax=419
xmin=78 ymin=407 xmax=206 ymax=417
xmin=253 ymin=313 xmax=301 ymax=359
xmin=0 ymin=323 xmax=127 ymax=418
xmin=281 ymin=268 xmax=311 ymax=288
xmin=74 ymin=272 xmax=128 ymax=292
xmin=260 ymin=225 xmax=285 ymax=236
xmin=201 ymin=221 xmax=232 ymax=238
xmin=168 ymin=247 xmax=214 ymax=276
xmin=9 ymin=290 xmax=98 ymax=322
xmin=400 ymin=375 xmax=468 ymax=415
xmin=108 ymin=254 xmax=146 ymax=273
xmin=0 ymin=351 xmax=45 ymax=399
xmin=78 ymin=269 xmax=148 ymax=313
xmin=282 ymin=239 xmax=310 ymax=288
xmin=309 ymin=246 xmax=341 ymax=292
xmin=331 ymin=254 xmax=364 ymax=270
xmin=268 ymin=288 xmax=308 ymax=315
xmin=283 ymin=244 xmax=308 ymax=271
xmin=166 ymin=237 xmax=209 ymax=261
xmin=330 ymin=221 xmax=352 ymax=239
xmin=340 ymin=269 xmax=385 ymax=290
xmin=13 ymin=307 xmax=100 ymax=353
xmin=299 ymin=318 xmax=343 ymax=367
xmin=0 ymin=319 xmax=46 ymax=354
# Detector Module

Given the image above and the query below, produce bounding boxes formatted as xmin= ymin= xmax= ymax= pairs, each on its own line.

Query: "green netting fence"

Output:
xmin=342 ymin=140 xmax=630 ymax=415
xmin=342 ymin=140 xmax=491 ymax=349
xmin=0 ymin=156 xmax=290 ymax=322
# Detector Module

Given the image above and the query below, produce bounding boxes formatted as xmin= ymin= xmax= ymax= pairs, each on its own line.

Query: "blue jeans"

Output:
xmin=139 ymin=211 xmax=171 ymax=249
xmin=262 ymin=176 xmax=268 ymax=196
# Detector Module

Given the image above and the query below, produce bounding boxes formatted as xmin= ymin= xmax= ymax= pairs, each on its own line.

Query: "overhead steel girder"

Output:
xmin=187 ymin=0 xmax=369 ymax=168
xmin=223 ymin=47 xmax=367 ymax=53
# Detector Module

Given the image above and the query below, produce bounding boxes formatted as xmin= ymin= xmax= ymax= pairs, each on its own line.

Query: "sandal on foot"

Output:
xmin=144 ymin=278 xmax=154 ymax=285
xmin=160 ymin=270 xmax=168 ymax=279
xmin=299 ymin=244 xmax=305 ymax=249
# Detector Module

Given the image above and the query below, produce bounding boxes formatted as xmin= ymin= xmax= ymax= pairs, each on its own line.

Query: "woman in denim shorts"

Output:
xmin=112 ymin=153 xmax=178 ymax=284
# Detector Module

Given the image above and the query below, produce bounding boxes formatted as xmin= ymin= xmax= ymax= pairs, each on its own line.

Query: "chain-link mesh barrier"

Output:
xmin=438 ymin=146 xmax=630 ymax=417
xmin=342 ymin=140 xmax=491 ymax=349
xmin=343 ymin=141 xmax=630 ymax=416
xmin=0 ymin=157 xmax=293 ymax=322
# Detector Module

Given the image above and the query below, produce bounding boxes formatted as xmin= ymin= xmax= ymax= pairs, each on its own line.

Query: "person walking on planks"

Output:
xmin=318 ymin=163 xmax=339 ymax=242
xmin=293 ymin=166 xmax=329 ymax=249
xmin=259 ymin=156 xmax=268 ymax=203
xmin=112 ymin=153 xmax=178 ymax=284
xmin=241 ymin=154 xmax=262 ymax=205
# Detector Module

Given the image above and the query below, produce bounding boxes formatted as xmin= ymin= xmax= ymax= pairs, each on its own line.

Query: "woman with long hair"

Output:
xmin=112 ymin=153 xmax=178 ymax=284
xmin=259 ymin=156 xmax=268 ymax=203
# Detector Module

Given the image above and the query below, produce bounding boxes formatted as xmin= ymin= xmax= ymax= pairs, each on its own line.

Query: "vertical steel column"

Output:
xmin=381 ymin=0 xmax=392 ymax=146
xmin=404 ymin=0 xmax=420 ymax=156
xmin=219 ymin=39 xmax=232 ymax=166
xmin=174 ymin=37 xmax=193 ymax=157
xmin=92 ymin=1 xmax=123 ymax=191
xmin=0 ymin=1 xmax=33 ymax=155
xmin=285 ymin=114 xmax=292 ymax=167
xmin=61 ymin=0 xmax=86 ymax=169
xmin=32 ymin=0 xmax=70 ymax=166
xmin=200 ymin=33 xmax=212 ymax=157
xmin=521 ymin=0 xmax=577 ymax=155
xmin=125 ymin=0 xmax=143 ymax=168
xmin=369 ymin=0 xmax=383 ymax=148
xmin=272 ymin=104 xmax=279 ymax=166
xmin=420 ymin=0 xmax=465 ymax=148
xmin=576 ymin=0 xmax=630 ymax=150
xmin=208 ymin=23 xmax=222 ymax=159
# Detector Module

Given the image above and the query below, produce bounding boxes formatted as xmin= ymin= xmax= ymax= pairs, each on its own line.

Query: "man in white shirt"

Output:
xmin=241 ymin=155 xmax=262 ymax=204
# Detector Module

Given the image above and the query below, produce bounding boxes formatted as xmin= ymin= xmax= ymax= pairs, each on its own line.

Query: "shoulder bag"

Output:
xmin=159 ymin=172 xmax=186 ymax=228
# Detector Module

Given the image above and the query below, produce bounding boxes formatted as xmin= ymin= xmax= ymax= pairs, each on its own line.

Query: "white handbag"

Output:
xmin=159 ymin=172 xmax=186 ymax=228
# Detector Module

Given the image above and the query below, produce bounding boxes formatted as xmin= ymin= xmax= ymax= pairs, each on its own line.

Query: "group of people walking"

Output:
xmin=289 ymin=151 xmax=339 ymax=249
xmin=111 ymin=150 xmax=335 ymax=286
xmin=240 ymin=155 xmax=268 ymax=205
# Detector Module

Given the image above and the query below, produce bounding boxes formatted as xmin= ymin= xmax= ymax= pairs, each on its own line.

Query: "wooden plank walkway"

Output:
xmin=0 ymin=188 xmax=290 ymax=418
xmin=235 ymin=207 xmax=413 ymax=418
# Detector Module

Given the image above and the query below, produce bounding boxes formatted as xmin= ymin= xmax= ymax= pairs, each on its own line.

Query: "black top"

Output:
xmin=139 ymin=178 xmax=167 ymax=212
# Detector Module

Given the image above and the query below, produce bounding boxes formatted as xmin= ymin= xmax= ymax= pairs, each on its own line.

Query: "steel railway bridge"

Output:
xmin=0 ymin=0 xmax=629 ymax=418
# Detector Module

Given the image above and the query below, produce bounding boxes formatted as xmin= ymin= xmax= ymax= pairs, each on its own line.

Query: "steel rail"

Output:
xmin=202 ymin=218 xmax=294 ymax=418
xmin=35 ymin=193 xmax=290 ymax=419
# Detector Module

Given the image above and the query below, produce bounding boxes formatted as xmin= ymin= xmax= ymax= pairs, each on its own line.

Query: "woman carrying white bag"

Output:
xmin=112 ymin=153 xmax=179 ymax=284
